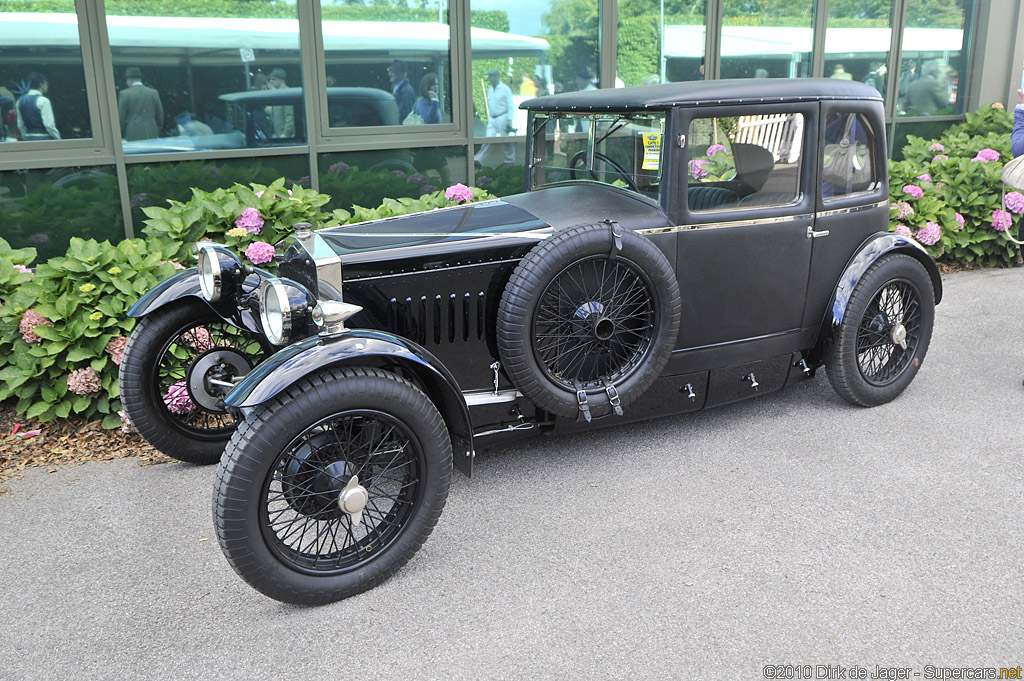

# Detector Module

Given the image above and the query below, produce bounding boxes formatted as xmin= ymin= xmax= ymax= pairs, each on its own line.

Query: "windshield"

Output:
xmin=530 ymin=112 xmax=666 ymax=201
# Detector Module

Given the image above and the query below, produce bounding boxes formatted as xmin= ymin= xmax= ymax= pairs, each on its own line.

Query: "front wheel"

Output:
xmin=119 ymin=299 xmax=268 ymax=464
xmin=826 ymin=254 xmax=935 ymax=406
xmin=213 ymin=367 xmax=452 ymax=605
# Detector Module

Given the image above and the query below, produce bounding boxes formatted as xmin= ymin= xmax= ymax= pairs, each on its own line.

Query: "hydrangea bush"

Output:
xmin=0 ymin=182 xmax=493 ymax=428
xmin=888 ymin=104 xmax=1021 ymax=265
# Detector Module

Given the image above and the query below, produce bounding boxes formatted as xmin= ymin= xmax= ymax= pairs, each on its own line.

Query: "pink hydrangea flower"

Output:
xmin=255 ymin=190 xmax=265 ymax=198
xmin=916 ymin=221 xmax=941 ymax=246
xmin=67 ymin=367 xmax=101 ymax=395
xmin=245 ymin=241 xmax=276 ymax=265
xmin=895 ymin=201 xmax=915 ymax=220
xmin=689 ymin=159 xmax=709 ymax=180
xmin=118 ymin=410 xmax=135 ymax=434
xmin=932 ymin=154 xmax=949 ymax=162
xmin=19 ymin=309 xmax=52 ymax=344
xmin=235 ymin=207 xmax=264 ymax=234
xmin=894 ymin=224 xmax=913 ymax=238
xmin=160 ymin=260 xmax=185 ymax=270
xmin=955 ymin=212 xmax=965 ymax=230
xmin=407 ymin=173 xmax=428 ymax=184
xmin=105 ymin=336 xmax=128 ymax=365
xmin=163 ymin=381 xmax=194 ymax=415
xmin=420 ymin=184 xmax=439 ymax=195
xmin=706 ymin=144 xmax=726 ymax=157
xmin=328 ymin=161 xmax=350 ymax=174
xmin=974 ymin=148 xmax=1000 ymax=162
xmin=902 ymin=184 xmax=924 ymax=199
xmin=444 ymin=183 xmax=473 ymax=204
xmin=1005 ymin=191 xmax=1024 ymax=215
xmin=992 ymin=208 xmax=1013 ymax=231
xmin=915 ymin=173 xmax=932 ymax=183
xmin=929 ymin=142 xmax=945 ymax=152
xmin=14 ymin=264 xmax=31 ymax=277
xmin=186 ymin=327 xmax=213 ymax=352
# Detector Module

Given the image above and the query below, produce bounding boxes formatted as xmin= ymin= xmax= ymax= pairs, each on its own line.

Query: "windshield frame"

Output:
xmin=526 ymin=110 xmax=669 ymax=205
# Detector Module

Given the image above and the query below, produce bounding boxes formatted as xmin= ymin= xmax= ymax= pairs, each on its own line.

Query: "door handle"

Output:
xmin=807 ymin=226 xmax=830 ymax=239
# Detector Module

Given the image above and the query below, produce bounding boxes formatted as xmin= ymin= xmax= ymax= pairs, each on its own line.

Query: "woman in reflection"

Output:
xmin=412 ymin=73 xmax=441 ymax=125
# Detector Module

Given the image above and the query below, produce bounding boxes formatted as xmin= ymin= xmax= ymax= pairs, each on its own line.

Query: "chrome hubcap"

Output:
xmin=337 ymin=475 xmax=369 ymax=526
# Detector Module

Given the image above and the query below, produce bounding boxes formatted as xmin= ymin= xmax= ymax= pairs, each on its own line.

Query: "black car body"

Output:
xmin=122 ymin=78 xmax=941 ymax=604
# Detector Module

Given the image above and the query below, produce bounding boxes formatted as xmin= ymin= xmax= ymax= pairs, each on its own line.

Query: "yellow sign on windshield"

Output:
xmin=641 ymin=133 xmax=662 ymax=170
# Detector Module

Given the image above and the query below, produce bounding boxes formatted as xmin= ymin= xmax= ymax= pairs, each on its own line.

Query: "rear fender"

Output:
xmin=225 ymin=329 xmax=475 ymax=477
xmin=815 ymin=233 xmax=942 ymax=357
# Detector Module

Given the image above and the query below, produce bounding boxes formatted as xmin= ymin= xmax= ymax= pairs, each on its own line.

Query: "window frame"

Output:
xmin=672 ymin=102 xmax=817 ymax=227
xmin=816 ymin=100 xmax=888 ymax=212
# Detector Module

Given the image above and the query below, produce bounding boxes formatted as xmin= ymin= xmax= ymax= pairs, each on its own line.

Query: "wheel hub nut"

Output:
xmin=891 ymin=323 xmax=908 ymax=349
xmin=338 ymin=475 xmax=369 ymax=526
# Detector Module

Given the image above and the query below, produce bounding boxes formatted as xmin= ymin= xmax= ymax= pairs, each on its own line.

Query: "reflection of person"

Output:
xmin=413 ymin=73 xmax=441 ymax=125
xmin=1013 ymin=89 xmax=1024 ymax=158
xmin=388 ymin=59 xmax=416 ymax=123
xmin=17 ymin=72 xmax=60 ymax=140
xmin=0 ymin=91 xmax=13 ymax=141
xmin=575 ymin=71 xmax=596 ymax=91
xmin=267 ymin=67 xmax=295 ymax=138
xmin=118 ymin=67 xmax=163 ymax=140
xmin=830 ymin=64 xmax=853 ymax=80
xmin=474 ymin=68 xmax=515 ymax=167
xmin=863 ymin=62 xmax=887 ymax=95
xmin=905 ymin=61 xmax=947 ymax=115
xmin=250 ymin=71 xmax=273 ymax=140
xmin=754 ymin=68 xmax=769 ymax=78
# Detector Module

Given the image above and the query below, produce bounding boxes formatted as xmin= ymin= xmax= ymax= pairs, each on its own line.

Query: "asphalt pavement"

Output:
xmin=2 ymin=267 xmax=1023 ymax=681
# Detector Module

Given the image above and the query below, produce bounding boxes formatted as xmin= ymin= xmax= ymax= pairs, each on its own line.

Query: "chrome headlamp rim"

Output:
xmin=194 ymin=243 xmax=241 ymax=302
xmin=259 ymin=277 xmax=315 ymax=346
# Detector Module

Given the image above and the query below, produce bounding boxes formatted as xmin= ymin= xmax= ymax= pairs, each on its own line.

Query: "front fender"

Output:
xmin=127 ymin=267 xmax=266 ymax=338
xmin=224 ymin=329 xmax=475 ymax=477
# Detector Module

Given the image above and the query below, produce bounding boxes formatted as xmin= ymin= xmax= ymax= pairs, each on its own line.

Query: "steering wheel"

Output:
xmin=569 ymin=150 xmax=641 ymax=193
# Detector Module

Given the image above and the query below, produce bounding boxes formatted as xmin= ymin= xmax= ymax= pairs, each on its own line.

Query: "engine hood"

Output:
xmin=315 ymin=183 xmax=671 ymax=266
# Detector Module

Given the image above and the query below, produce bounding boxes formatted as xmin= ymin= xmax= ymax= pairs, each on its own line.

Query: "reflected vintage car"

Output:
xmin=122 ymin=86 xmax=399 ymax=154
xmin=120 ymin=78 xmax=940 ymax=605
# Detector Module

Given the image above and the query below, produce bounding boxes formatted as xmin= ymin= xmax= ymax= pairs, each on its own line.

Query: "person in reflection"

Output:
xmin=388 ymin=59 xmax=416 ymax=123
xmin=413 ymin=73 xmax=441 ymax=125
xmin=905 ymin=60 xmax=948 ymax=115
xmin=754 ymin=68 xmax=769 ymax=78
xmin=830 ymin=64 xmax=853 ymax=80
xmin=249 ymin=71 xmax=273 ymax=141
xmin=118 ymin=67 xmax=163 ymax=141
xmin=474 ymin=68 xmax=515 ymax=167
xmin=266 ymin=67 xmax=295 ymax=138
xmin=16 ymin=72 xmax=60 ymax=140
xmin=863 ymin=62 xmax=887 ymax=95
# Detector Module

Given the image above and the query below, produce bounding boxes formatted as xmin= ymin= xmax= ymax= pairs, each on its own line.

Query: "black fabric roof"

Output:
xmin=520 ymin=78 xmax=881 ymax=112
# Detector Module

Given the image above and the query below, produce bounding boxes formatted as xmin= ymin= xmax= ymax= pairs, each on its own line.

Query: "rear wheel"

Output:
xmin=213 ymin=367 xmax=452 ymax=605
xmin=119 ymin=299 xmax=267 ymax=464
xmin=826 ymin=254 xmax=935 ymax=406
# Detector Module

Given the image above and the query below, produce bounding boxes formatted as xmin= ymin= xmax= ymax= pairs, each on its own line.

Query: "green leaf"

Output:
xmin=102 ymin=413 xmax=123 ymax=429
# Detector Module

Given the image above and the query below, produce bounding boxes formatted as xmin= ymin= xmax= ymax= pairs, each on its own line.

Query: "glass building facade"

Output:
xmin=0 ymin=0 xmax=1013 ymax=260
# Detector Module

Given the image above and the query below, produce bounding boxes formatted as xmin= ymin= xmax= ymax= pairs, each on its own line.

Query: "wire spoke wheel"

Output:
xmin=534 ymin=255 xmax=656 ymax=390
xmin=826 ymin=254 xmax=935 ymax=407
xmin=855 ymin=280 xmax=921 ymax=386
xmin=263 ymin=410 xmax=423 ymax=575
xmin=153 ymin=318 xmax=264 ymax=437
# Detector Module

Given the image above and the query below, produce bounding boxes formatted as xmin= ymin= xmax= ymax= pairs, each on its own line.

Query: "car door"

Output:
xmin=664 ymin=103 xmax=818 ymax=369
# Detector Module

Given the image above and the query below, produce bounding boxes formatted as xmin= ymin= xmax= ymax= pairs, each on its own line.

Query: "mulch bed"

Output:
xmin=0 ymin=401 xmax=172 ymax=491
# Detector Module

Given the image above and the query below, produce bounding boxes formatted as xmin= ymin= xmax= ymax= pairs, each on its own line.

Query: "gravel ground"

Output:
xmin=1 ymin=266 xmax=1022 ymax=681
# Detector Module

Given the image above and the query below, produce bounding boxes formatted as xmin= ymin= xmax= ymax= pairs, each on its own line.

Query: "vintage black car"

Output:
xmin=120 ymin=78 xmax=941 ymax=605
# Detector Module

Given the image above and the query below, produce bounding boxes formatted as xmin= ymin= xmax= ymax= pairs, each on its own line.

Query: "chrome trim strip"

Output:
xmin=463 ymin=389 xmax=524 ymax=406
xmin=348 ymin=258 xmax=524 ymax=282
xmin=817 ymin=199 xmax=888 ymax=218
xmin=637 ymin=200 xmax=888 ymax=236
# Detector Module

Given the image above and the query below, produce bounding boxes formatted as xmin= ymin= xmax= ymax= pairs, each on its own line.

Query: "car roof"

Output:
xmin=219 ymin=87 xmax=395 ymax=103
xmin=521 ymin=78 xmax=882 ymax=112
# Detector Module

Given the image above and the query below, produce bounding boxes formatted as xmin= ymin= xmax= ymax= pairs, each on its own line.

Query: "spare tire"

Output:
xmin=497 ymin=222 xmax=681 ymax=420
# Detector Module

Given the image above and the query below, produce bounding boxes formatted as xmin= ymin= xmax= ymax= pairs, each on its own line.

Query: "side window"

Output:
xmin=686 ymin=113 xmax=804 ymax=212
xmin=822 ymin=112 xmax=877 ymax=201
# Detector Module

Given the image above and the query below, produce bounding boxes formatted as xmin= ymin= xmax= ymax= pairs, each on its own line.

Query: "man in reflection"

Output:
xmin=16 ymin=73 xmax=60 ymax=140
xmin=474 ymin=68 xmax=515 ymax=168
xmin=905 ymin=60 xmax=948 ymax=115
xmin=266 ymin=68 xmax=295 ymax=138
xmin=388 ymin=60 xmax=416 ymax=123
xmin=118 ymin=67 xmax=163 ymax=141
